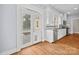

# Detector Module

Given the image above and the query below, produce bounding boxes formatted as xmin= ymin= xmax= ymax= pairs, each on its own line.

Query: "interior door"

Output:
xmin=31 ymin=12 xmax=42 ymax=44
xmin=73 ymin=19 xmax=79 ymax=33
xmin=21 ymin=8 xmax=32 ymax=48
xmin=17 ymin=7 xmax=42 ymax=49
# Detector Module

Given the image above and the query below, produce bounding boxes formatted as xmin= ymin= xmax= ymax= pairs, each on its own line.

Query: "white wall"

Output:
xmin=0 ymin=5 xmax=17 ymax=54
xmin=67 ymin=14 xmax=79 ymax=34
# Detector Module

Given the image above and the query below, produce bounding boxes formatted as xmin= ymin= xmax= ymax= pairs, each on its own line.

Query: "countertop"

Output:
xmin=46 ymin=27 xmax=67 ymax=30
xmin=46 ymin=25 xmax=69 ymax=30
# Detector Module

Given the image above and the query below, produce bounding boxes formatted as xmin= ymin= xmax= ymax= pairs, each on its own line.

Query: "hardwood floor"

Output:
xmin=55 ymin=34 xmax=79 ymax=49
xmin=13 ymin=34 xmax=79 ymax=55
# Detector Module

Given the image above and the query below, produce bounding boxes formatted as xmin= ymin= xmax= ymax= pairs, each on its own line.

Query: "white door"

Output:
xmin=31 ymin=13 xmax=42 ymax=44
xmin=17 ymin=6 xmax=42 ymax=49
xmin=21 ymin=8 xmax=32 ymax=48
xmin=73 ymin=19 xmax=79 ymax=33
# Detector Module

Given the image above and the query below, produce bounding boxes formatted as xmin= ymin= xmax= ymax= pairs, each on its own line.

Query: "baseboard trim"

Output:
xmin=74 ymin=32 xmax=79 ymax=34
xmin=45 ymin=39 xmax=54 ymax=43
xmin=41 ymin=39 xmax=46 ymax=42
xmin=0 ymin=48 xmax=21 ymax=55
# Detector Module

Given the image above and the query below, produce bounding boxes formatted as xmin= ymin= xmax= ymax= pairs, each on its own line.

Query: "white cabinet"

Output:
xmin=57 ymin=29 xmax=66 ymax=40
xmin=46 ymin=30 xmax=54 ymax=43
xmin=46 ymin=29 xmax=66 ymax=43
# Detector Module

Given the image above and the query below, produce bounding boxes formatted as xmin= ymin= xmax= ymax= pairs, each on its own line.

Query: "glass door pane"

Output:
xmin=22 ymin=14 xmax=31 ymax=46
xmin=23 ymin=14 xmax=31 ymax=32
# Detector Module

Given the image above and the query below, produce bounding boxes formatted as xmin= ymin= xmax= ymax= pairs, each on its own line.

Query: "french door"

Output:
xmin=31 ymin=12 xmax=42 ymax=44
xmin=17 ymin=5 xmax=42 ymax=49
xmin=21 ymin=8 xmax=32 ymax=48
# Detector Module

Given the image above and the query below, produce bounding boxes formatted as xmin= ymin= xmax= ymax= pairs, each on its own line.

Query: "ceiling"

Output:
xmin=33 ymin=4 xmax=79 ymax=15
xmin=51 ymin=4 xmax=79 ymax=15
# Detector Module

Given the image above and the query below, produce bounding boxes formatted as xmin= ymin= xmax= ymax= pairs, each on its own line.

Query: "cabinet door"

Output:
xmin=58 ymin=29 xmax=63 ymax=40
xmin=58 ymin=29 xmax=66 ymax=40
xmin=62 ymin=29 xmax=66 ymax=37
xmin=46 ymin=30 xmax=54 ymax=43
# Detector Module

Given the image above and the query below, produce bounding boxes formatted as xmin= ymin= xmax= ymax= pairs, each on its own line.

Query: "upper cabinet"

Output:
xmin=46 ymin=6 xmax=67 ymax=28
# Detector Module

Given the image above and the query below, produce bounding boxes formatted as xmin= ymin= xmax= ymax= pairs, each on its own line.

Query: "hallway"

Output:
xmin=13 ymin=34 xmax=79 ymax=55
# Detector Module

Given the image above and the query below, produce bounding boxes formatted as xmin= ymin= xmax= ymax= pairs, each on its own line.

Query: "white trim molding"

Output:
xmin=74 ymin=32 xmax=79 ymax=34
xmin=0 ymin=48 xmax=20 ymax=55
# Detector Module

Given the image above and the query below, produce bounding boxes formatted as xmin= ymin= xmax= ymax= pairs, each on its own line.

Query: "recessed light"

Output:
xmin=74 ymin=8 xmax=78 ymax=10
xmin=67 ymin=12 xmax=70 ymax=14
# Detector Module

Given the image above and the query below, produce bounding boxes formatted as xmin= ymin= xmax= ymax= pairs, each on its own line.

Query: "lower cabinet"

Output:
xmin=57 ymin=29 xmax=66 ymax=40
xmin=46 ymin=30 xmax=56 ymax=43
xmin=46 ymin=29 xmax=66 ymax=43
